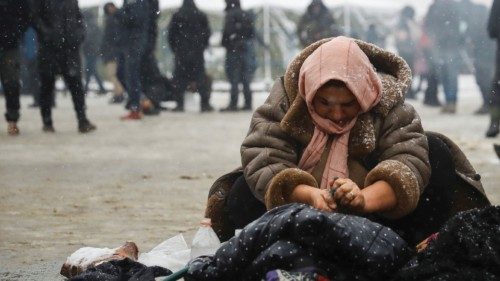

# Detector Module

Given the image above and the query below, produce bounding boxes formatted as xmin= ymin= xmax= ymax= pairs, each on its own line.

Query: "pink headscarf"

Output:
xmin=297 ymin=37 xmax=382 ymax=189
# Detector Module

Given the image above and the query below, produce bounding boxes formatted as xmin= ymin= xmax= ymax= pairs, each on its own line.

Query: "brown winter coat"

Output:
xmin=242 ymin=38 xmax=430 ymax=219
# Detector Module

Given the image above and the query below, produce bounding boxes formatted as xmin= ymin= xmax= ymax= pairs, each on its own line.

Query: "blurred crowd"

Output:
xmin=0 ymin=0 xmax=499 ymax=138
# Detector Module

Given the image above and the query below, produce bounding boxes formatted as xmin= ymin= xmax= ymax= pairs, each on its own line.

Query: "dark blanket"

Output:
xmin=186 ymin=203 xmax=412 ymax=281
xmin=394 ymin=206 xmax=500 ymax=280
xmin=69 ymin=258 xmax=171 ymax=281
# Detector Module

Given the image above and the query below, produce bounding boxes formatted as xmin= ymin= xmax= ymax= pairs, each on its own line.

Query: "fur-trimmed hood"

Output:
xmin=281 ymin=38 xmax=412 ymax=157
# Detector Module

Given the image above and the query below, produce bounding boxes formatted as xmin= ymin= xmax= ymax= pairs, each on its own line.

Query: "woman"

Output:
xmin=206 ymin=36 xmax=488 ymax=244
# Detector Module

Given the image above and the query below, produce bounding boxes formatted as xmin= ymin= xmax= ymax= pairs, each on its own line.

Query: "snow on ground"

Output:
xmin=0 ymin=74 xmax=498 ymax=280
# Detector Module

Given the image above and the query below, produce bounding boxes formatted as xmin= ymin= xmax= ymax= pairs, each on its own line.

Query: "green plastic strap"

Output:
xmin=162 ymin=266 xmax=189 ymax=281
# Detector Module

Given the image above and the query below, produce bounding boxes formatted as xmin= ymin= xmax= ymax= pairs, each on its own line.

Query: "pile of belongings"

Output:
xmin=62 ymin=204 xmax=500 ymax=281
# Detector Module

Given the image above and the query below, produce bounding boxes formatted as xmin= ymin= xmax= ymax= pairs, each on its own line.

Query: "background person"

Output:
xmin=32 ymin=0 xmax=96 ymax=133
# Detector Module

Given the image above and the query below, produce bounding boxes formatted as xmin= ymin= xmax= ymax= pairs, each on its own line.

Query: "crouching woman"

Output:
xmin=205 ymin=36 xmax=488 ymax=244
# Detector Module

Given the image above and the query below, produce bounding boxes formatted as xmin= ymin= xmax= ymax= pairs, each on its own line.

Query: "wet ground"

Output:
xmin=0 ymin=75 xmax=498 ymax=280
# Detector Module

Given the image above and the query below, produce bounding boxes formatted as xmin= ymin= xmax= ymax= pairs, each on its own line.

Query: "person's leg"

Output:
xmin=116 ymin=53 xmax=128 ymax=93
xmin=423 ymin=57 xmax=441 ymax=107
xmin=474 ymin=63 xmax=493 ymax=114
xmin=38 ymin=48 xmax=57 ymax=131
xmin=1 ymin=48 xmax=21 ymax=134
xmin=124 ymin=48 xmax=143 ymax=113
xmin=106 ymin=61 xmax=124 ymax=96
xmin=487 ymin=80 xmax=500 ymax=137
xmin=92 ymin=57 xmax=106 ymax=93
xmin=196 ymin=72 xmax=213 ymax=112
xmin=170 ymin=73 xmax=189 ymax=112
xmin=487 ymin=43 xmax=500 ymax=137
xmin=106 ymin=61 xmax=125 ymax=104
xmin=83 ymin=55 xmax=93 ymax=94
xmin=61 ymin=49 xmax=96 ymax=132
xmin=224 ymin=175 xmax=267 ymax=229
xmin=440 ymin=58 xmax=459 ymax=113
xmin=241 ymin=48 xmax=255 ymax=110
xmin=221 ymin=51 xmax=240 ymax=111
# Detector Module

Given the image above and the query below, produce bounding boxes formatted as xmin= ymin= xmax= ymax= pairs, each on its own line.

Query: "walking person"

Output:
xmin=487 ymin=0 xmax=500 ymax=137
xmin=101 ymin=2 xmax=125 ymax=104
xmin=32 ymin=0 xmax=96 ymax=133
xmin=220 ymin=0 xmax=257 ymax=112
xmin=424 ymin=0 xmax=463 ymax=114
xmin=0 ymin=0 xmax=30 ymax=135
xmin=167 ymin=0 xmax=213 ymax=112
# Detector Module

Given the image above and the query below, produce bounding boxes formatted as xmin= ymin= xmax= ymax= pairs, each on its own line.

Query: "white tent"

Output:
xmin=80 ymin=0 xmax=494 ymax=16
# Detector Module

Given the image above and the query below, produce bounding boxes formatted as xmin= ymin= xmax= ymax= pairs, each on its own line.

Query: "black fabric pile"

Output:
xmin=394 ymin=206 xmax=500 ymax=280
xmin=68 ymin=258 xmax=171 ymax=281
xmin=186 ymin=203 xmax=412 ymax=281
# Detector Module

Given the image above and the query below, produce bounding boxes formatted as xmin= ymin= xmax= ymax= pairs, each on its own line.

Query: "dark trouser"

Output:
xmin=437 ymin=53 xmax=459 ymax=104
xmin=491 ymin=42 xmax=500 ymax=108
xmin=116 ymin=52 xmax=127 ymax=93
xmin=172 ymin=58 xmax=211 ymax=109
xmin=0 ymin=48 xmax=21 ymax=122
xmin=225 ymin=175 xmax=267 ymax=229
xmin=473 ymin=61 xmax=494 ymax=107
xmin=225 ymin=46 xmax=255 ymax=108
xmin=124 ymin=45 xmax=145 ymax=112
xmin=84 ymin=55 xmax=105 ymax=93
xmin=38 ymin=46 xmax=87 ymax=125
xmin=424 ymin=64 xmax=440 ymax=106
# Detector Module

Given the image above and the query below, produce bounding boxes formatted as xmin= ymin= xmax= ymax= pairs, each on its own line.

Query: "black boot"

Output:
xmin=494 ymin=144 xmax=500 ymax=159
xmin=201 ymin=104 xmax=214 ymax=113
xmin=42 ymin=116 xmax=55 ymax=133
xmin=486 ymin=107 xmax=500 ymax=138
xmin=220 ymin=105 xmax=238 ymax=112
xmin=486 ymin=120 xmax=499 ymax=138
xmin=78 ymin=119 xmax=97 ymax=133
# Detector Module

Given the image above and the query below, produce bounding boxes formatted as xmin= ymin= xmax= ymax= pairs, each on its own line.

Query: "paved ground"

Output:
xmin=0 ymin=75 xmax=498 ymax=280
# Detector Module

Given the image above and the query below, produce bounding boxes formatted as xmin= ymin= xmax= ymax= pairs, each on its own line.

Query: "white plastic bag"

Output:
xmin=138 ymin=234 xmax=191 ymax=272
xmin=190 ymin=218 xmax=221 ymax=259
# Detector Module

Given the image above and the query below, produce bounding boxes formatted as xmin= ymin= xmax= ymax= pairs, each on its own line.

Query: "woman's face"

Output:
xmin=312 ymin=84 xmax=361 ymax=127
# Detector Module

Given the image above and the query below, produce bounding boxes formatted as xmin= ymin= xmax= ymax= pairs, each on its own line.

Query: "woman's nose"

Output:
xmin=330 ymin=106 xmax=344 ymax=122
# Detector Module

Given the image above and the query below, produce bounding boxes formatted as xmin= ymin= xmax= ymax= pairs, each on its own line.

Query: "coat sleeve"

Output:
xmin=241 ymin=79 xmax=318 ymax=209
xmin=365 ymin=103 xmax=430 ymax=219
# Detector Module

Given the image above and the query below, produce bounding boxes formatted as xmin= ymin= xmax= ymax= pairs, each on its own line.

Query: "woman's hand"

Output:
xmin=309 ymin=188 xmax=337 ymax=212
xmin=289 ymin=184 xmax=337 ymax=212
xmin=329 ymin=178 xmax=365 ymax=213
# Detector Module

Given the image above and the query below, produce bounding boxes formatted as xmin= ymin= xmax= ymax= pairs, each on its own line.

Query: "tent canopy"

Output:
xmin=80 ymin=0 xmax=493 ymax=18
